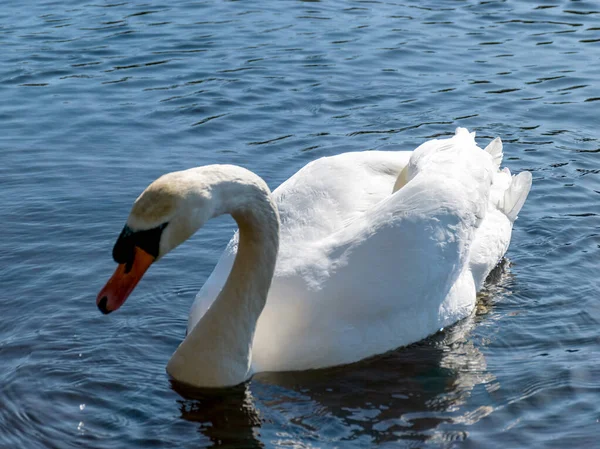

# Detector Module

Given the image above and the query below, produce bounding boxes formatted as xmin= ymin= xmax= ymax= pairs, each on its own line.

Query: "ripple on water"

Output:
xmin=0 ymin=0 xmax=599 ymax=448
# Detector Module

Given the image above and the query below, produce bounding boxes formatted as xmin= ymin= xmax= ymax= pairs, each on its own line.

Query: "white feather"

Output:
xmin=484 ymin=137 xmax=503 ymax=168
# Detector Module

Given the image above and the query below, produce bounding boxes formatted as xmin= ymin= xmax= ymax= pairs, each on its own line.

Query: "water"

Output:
xmin=1 ymin=0 xmax=599 ymax=447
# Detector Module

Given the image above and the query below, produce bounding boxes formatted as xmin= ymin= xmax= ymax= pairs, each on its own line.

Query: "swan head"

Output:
xmin=96 ymin=169 xmax=216 ymax=314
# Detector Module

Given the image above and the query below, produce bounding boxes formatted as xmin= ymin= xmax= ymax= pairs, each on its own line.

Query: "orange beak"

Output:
xmin=96 ymin=247 xmax=155 ymax=314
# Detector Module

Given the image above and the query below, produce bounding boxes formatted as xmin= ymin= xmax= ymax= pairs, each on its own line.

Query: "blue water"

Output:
xmin=1 ymin=0 xmax=599 ymax=447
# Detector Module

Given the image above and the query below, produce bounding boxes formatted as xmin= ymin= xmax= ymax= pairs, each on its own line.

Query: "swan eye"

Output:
xmin=112 ymin=223 xmax=168 ymax=269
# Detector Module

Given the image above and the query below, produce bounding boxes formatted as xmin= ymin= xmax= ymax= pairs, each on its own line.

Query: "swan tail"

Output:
xmin=484 ymin=137 xmax=503 ymax=168
xmin=455 ymin=127 xmax=477 ymax=142
xmin=501 ymin=171 xmax=532 ymax=221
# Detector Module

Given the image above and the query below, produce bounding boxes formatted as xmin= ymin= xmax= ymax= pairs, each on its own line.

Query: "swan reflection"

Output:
xmin=173 ymin=382 xmax=263 ymax=448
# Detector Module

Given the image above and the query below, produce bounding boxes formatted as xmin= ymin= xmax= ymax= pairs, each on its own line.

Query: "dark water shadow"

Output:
xmin=172 ymin=381 xmax=264 ymax=448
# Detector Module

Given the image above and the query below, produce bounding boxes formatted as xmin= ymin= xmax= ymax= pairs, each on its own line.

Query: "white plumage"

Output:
xmin=183 ymin=128 xmax=532 ymax=378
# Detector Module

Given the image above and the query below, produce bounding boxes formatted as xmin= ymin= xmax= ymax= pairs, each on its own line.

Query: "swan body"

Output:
xmin=97 ymin=128 xmax=532 ymax=388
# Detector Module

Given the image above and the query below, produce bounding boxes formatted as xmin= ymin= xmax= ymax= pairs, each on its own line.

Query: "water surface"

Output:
xmin=1 ymin=0 xmax=599 ymax=448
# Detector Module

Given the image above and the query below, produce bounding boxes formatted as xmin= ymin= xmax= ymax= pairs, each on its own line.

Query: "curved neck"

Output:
xmin=167 ymin=167 xmax=279 ymax=388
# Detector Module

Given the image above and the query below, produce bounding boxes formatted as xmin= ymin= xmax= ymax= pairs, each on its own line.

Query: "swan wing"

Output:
xmin=187 ymin=150 xmax=412 ymax=332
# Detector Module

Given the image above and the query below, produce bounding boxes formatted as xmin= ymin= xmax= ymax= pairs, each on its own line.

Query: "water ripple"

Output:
xmin=0 ymin=0 xmax=599 ymax=448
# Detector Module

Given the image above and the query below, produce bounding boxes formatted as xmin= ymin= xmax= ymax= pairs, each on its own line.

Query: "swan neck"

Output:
xmin=220 ymin=182 xmax=280 ymax=318
xmin=167 ymin=168 xmax=279 ymax=388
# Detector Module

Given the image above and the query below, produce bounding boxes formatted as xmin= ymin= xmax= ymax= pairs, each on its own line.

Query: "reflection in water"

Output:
xmin=256 ymin=313 xmax=495 ymax=446
xmin=174 ymin=266 xmax=509 ymax=447
xmin=173 ymin=382 xmax=263 ymax=448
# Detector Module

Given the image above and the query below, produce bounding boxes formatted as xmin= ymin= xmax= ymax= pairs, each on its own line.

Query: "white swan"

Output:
xmin=97 ymin=128 xmax=531 ymax=388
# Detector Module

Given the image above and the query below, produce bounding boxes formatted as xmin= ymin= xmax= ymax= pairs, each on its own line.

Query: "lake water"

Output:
xmin=1 ymin=0 xmax=599 ymax=447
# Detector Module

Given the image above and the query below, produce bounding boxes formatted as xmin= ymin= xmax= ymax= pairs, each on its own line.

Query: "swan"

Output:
xmin=96 ymin=128 xmax=531 ymax=388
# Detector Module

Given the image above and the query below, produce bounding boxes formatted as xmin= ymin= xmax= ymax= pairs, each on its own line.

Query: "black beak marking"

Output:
xmin=112 ymin=223 xmax=168 ymax=267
